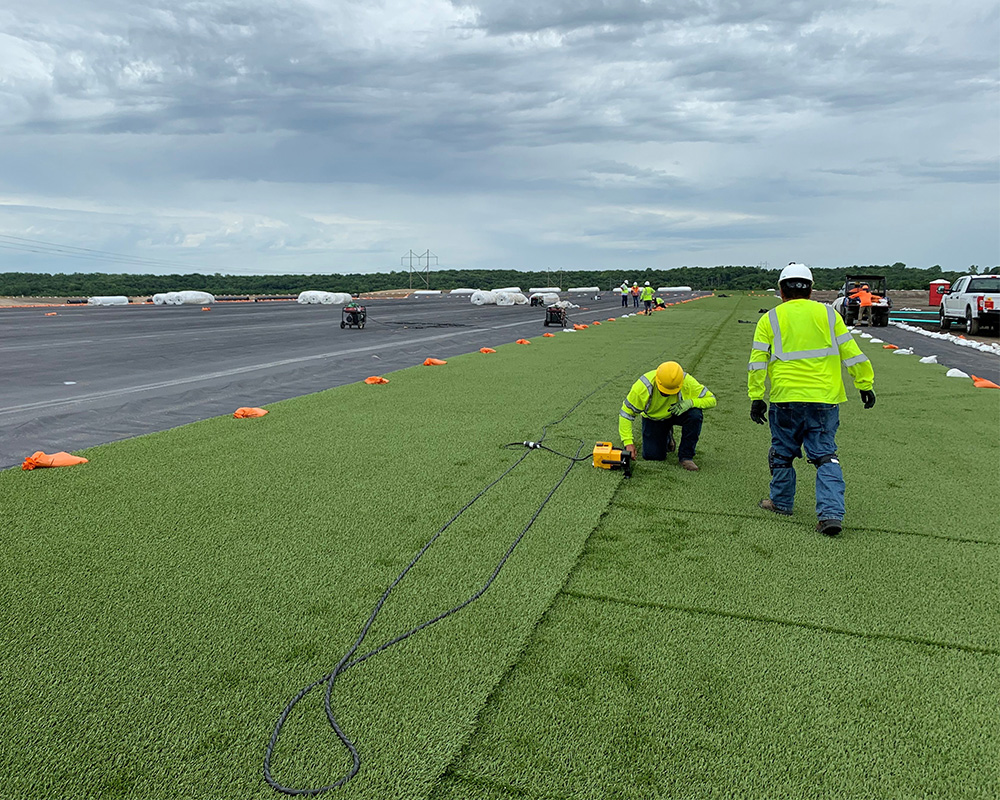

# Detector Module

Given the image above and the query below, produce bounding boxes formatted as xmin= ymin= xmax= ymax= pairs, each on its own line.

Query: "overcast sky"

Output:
xmin=1 ymin=0 xmax=997 ymax=276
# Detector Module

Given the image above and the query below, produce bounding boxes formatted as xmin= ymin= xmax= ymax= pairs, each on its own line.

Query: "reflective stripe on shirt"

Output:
xmin=768 ymin=306 xmax=839 ymax=362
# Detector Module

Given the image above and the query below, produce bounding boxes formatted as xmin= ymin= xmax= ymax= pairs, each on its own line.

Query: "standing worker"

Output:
xmin=620 ymin=361 xmax=716 ymax=471
xmin=849 ymin=283 xmax=873 ymax=326
xmin=640 ymin=281 xmax=654 ymax=314
xmin=631 ymin=282 xmax=640 ymax=308
xmin=748 ymin=263 xmax=876 ymax=536
xmin=621 ymin=280 xmax=630 ymax=308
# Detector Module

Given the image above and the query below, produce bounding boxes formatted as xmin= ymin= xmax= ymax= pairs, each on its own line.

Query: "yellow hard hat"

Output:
xmin=655 ymin=361 xmax=684 ymax=394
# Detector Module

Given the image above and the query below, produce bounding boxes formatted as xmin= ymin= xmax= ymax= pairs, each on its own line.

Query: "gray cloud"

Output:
xmin=0 ymin=0 xmax=996 ymax=273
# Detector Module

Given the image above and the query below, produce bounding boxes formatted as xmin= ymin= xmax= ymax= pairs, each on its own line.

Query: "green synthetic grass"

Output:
xmin=2 ymin=295 xmax=998 ymax=800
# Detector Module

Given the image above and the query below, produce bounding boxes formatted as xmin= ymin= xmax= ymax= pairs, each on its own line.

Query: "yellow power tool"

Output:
xmin=592 ymin=442 xmax=633 ymax=478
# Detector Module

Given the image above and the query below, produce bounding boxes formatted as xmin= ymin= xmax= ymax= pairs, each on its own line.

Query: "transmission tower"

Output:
xmin=401 ymin=249 xmax=438 ymax=289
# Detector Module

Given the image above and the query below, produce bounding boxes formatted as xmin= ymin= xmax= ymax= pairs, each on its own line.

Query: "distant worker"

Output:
xmin=748 ymin=263 xmax=876 ymax=536
xmin=621 ymin=280 xmax=630 ymax=307
xmin=640 ymin=281 xmax=654 ymax=314
xmin=631 ymin=282 xmax=640 ymax=308
xmin=849 ymin=283 xmax=873 ymax=326
xmin=654 ymin=296 xmax=666 ymax=309
xmin=620 ymin=361 xmax=717 ymax=472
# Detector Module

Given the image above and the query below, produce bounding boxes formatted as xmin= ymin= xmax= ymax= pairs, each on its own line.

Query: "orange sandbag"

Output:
xmin=22 ymin=451 xmax=88 ymax=471
xmin=201 ymin=307 xmax=211 ymax=311
xmin=479 ymin=348 xmax=496 ymax=354
xmin=364 ymin=376 xmax=389 ymax=384
xmin=423 ymin=358 xmax=447 ymax=366
xmin=543 ymin=332 xmax=555 ymax=337
xmin=607 ymin=317 xmax=615 ymax=321
xmin=234 ymin=407 xmax=268 ymax=418
xmin=592 ymin=321 xmax=601 ymax=325
xmin=882 ymin=344 xmax=899 ymax=350
xmin=44 ymin=312 xmax=57 ymax=316
xmin=516 ymin=339 xmax=531 ymax=345
xmin=971 ymin=375 xmax=1000 ymax=389
xmin=573 ymin=324 xmax=588 ymax=330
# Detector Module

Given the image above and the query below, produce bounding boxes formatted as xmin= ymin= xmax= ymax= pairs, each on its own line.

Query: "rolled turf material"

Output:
xmin=1 ymin=294 xmax=997 ymax=799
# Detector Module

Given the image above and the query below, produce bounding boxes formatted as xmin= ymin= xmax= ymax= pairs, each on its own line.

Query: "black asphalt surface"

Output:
xmin=4 ymin=292 xmax=995 ymax=471
xmin=0 ymin=293 xmax=668 ymax=470
xmin=854 ymin=323 xmax=1000 ymax=385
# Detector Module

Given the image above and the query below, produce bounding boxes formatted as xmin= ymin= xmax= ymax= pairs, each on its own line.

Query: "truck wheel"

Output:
xmin=939 ymin=307 xmax=951 ymax=330
xmin=965 ymin=308 xmax=980 ymax=335
xmin=340 ymin=321 xmax=346 ymax=329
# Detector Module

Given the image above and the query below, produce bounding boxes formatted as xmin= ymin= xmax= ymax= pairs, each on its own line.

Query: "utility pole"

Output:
xmin=401 ymin=249 xmax=438 ymax=289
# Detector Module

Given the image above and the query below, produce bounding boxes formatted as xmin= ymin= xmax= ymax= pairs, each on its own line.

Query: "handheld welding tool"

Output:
xmin=592 ymin=442 xmax=632 ymax=478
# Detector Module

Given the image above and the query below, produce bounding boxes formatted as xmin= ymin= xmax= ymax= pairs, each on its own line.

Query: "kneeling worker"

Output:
xmin=619 ymin=361 xmax=716 ymax=471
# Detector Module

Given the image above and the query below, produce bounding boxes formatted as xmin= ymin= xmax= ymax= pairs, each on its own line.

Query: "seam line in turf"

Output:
xmin=627 ymin=505 xmax=1000 ymax=546
xmin=561 ymin=589 xmax=1000 ymax=656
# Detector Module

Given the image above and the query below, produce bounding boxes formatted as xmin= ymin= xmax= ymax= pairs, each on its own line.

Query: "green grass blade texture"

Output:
xmin=2 ymin=295 xmax=998 ymax=800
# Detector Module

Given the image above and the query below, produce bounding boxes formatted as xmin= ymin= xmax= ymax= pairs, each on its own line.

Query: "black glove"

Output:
xmin=750 ymin=399 xmax=767 ymax=424
xmin=860 ymin=389 xmax=876 ymax=409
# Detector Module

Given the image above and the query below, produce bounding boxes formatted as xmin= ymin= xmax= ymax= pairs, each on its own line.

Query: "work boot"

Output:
xmin=816 ymin=519 xmax=843 ymax=536
xmin=758 ymin=498 xmax=792 ymax=516
xmin=666 ymin=433 xmax=676 ymax=453
xmin=680 ymin=459 xmax=699 ymax=471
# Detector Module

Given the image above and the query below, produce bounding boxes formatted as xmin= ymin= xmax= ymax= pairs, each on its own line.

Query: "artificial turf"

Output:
xmin=1 ymin=294 xmax=997 ymax=799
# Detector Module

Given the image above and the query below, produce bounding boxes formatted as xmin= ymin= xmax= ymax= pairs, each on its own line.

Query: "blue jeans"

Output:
xmin=621 ymin=294 xmax=629 ymax=307
xmin=768 ymin=403 xmax=845 ymax=520
xmin=641 ymin=408 xmax=703 ymax=461
xmin=632 ymin=295 xmax=639 ymax=307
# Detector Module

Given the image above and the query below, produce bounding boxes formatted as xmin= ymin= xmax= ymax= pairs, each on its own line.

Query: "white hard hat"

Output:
xmin=779 ymin=263 xmax=813 ymax=284
xmin=644 ymin=281 xmax=650 ymax=286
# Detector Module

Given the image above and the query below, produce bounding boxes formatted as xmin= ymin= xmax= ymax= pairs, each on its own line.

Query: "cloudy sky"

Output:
xmin=1 ymin=0 xmax=997 ymax=276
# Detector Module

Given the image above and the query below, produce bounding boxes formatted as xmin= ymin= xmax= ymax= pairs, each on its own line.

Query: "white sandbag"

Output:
xmin=561 ymin=327 xmax=577 ymax=332
xmin=567 ymin=286 xmax=600 ymax=293
xmin=919 ymin=355 xmax=938 ymax=364
xmin=658 ymin=286 xmax=693 ymax=292
xmin=87 ymin=295 xmax=129 ymax=306
xmin=860 ymin=333 xmax=872 ymax=339
xmin=552 ymin=300 xmax=579 ymax=309
xmin=493 ymin=286 xmax=522 ymax=294
xmin=869 ymin=338 xmax=884 ymax=343
xmin=161 ymin=290 xmax=215 ymax=305
xmin=297 ymin=291 xmax=351 ymax=305
xmin=470 ymin=291 xmax=497 ymax=306
xmin=530 ymin=292 xmax=560 ymax=305
xmin=945 ymin=368 xmax=970 ymax=378
xmin=892 ymin=348 xmax=914 ymax=355
xmin=528 ymin=287 xmax=561 ymax=293
xmin=450 ymin=288 xmax=476 ymax=295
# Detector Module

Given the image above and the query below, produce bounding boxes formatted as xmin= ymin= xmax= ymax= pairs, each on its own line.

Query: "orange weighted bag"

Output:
xmin=22 ymin=451 xmax=88 ymax=470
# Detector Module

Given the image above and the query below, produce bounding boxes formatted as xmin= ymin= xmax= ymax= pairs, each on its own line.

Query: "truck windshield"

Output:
xmin=967 ymin=278 xmax=1000 ymax=292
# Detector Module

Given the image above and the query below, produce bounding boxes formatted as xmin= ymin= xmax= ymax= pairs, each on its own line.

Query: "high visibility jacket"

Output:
xmin=747 ymin=299 xmax=874 ymax=403
xmin=631 ymin=286 xmax=640 ymax=296
xmin=619 ymin=370 xmax=717 ymax=446
xmin=640 ymin=286 xmax=654 ymax=301
xmin=849 ymin=288 xmax=873 ymax=307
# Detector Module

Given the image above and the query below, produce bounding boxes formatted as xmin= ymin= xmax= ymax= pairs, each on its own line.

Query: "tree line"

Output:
xmin=0 ymin=263 xmax=986 ymax=297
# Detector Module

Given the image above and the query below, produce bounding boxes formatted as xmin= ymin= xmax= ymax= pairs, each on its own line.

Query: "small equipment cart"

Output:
xmin=341 ymin=303 xmax=367 ymax=329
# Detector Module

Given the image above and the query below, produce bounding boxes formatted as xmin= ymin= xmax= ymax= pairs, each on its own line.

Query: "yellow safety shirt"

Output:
xmin=640 ymin=286 xmax=654 ymax=301
xmin=619 ymin=370 xmax=717 ymax=446
xmin=747 ymin=299 xmax=874 ymax=403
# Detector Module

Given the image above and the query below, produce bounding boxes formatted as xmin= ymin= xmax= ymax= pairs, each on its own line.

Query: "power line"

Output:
xmin=0 ymin=234 xmax=218 ymax=273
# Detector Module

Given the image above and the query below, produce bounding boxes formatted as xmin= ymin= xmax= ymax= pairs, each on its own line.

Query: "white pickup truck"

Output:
xmin=939 ymin=274 xmax=1000 ymax=335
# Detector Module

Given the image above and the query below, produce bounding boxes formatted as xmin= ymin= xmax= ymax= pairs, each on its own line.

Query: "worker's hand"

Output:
xmin=671 ymin=398 xmax=693 ymax=416
xmin=625 ymin=444 xmax=637 ymax=459
xmin=860 ymin=389 xmax=876 ymax=409
xmin=750 ymin=399 xmax=767 ymax=424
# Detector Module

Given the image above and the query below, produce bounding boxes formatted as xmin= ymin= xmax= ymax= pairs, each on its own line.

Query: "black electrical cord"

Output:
xmin=263 ymin=381 xmax=617 ymax=796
